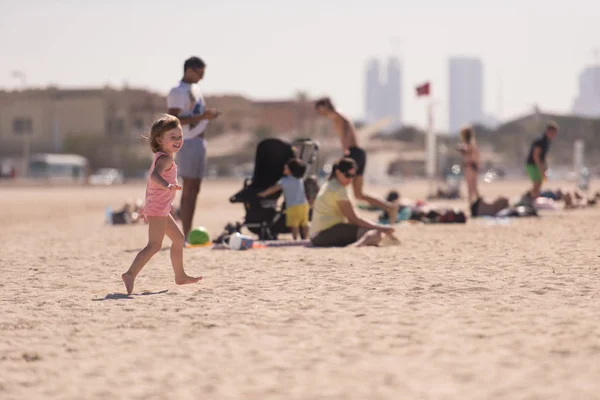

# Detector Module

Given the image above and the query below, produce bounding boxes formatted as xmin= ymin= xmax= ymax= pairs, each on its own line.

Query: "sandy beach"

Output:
xmin=2 ymin=179 xmax=600 ymax=400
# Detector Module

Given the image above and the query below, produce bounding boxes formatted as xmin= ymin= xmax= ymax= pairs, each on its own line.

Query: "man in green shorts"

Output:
xmin=525 ymin=121 xmax=559 ymax=199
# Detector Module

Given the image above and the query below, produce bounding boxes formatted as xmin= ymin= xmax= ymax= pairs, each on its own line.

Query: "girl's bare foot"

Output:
xmin=175 ymin=275 xmax=203 ymax=286
xmin=122 ymin=273 xmax=135 ymax=295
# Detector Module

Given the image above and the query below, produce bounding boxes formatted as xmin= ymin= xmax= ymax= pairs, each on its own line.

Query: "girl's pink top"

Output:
xmin=140 ymin=151 xmax=178 ymax=218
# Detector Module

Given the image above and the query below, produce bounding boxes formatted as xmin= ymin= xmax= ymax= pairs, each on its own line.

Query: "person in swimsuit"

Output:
xmin=456 ymin=126 xmax=481 ymax=204
xmin=315 ymin=97 xmax=399 ymax=225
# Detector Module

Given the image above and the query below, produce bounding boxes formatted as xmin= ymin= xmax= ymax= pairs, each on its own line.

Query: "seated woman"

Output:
xmin=310 ymin=158 xmax=396 ymax=247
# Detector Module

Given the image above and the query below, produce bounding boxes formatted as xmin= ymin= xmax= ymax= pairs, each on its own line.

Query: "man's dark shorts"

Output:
xmin=347 ymin=146 xmax=367 ymax=176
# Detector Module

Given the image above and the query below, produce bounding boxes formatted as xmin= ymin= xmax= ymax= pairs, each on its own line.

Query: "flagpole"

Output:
xmin=426 ymin=100 xmax=436 ymax=196
xmin=416 ymin=81 xmax=435 ymax=196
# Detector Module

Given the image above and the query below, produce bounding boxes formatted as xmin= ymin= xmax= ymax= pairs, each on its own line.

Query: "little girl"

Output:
xmin=122 ymin=115 xmax=202 ymax=294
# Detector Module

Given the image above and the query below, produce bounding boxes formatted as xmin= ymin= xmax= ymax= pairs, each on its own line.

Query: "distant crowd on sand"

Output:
xmin=115 ymin=55 xmax=599 ymax=294
xmin=457 ymin=121 xmax=599 ymax=217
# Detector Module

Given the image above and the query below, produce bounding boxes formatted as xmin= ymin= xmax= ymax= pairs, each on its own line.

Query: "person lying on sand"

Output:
xmin=110 ymin=200 xmax=142 ymax=225
xmin=470 ymin=196 xmax=510 ymax=217
xmin=528 ymin=188 xmax=598 ymax=209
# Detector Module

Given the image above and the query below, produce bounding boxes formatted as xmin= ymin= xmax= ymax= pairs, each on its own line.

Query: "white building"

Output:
xmin=364 ymin=57 xmax=402 ymax=129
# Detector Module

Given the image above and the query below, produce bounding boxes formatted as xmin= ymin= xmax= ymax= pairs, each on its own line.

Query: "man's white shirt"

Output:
xmin=167 ymin=81 xmax=209 ymax=139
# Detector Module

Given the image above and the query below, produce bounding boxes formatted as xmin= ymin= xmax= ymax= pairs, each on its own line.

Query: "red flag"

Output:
xmin=416 ymin=82 xmax=430 ymax=96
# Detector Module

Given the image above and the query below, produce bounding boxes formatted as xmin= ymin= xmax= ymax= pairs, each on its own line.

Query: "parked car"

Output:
xmin=29 ymin=153 xmax=90 ymax=183
xmin=89 ymin=168 xmax=124 ymax=185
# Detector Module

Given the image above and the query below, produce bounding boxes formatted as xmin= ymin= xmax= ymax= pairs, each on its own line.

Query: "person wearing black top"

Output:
xmin=315 ymin=97 xmax=400 ymax=224
xmin=525 ymin=121 xmax=559 ymax=199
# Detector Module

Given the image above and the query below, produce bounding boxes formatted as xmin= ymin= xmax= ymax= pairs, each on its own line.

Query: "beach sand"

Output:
xmin=1 ymin=179 xmax=600 ymax=400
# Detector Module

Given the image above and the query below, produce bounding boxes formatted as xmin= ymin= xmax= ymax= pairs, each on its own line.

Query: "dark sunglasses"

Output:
xmin=343 ymin=171 xmax=356 ymax=179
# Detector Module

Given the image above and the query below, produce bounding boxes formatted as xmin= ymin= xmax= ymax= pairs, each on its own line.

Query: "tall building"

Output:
xmin=364 ymin=59 xmax=382 ymax=123
xmin=364 ymin=57 xmax=402 ymax=129
xmin=448 ymin=57 xmax=484 ymax=134
xmin=382 ymin=57 xmax=402 ymax=129
xmin=572 ymin=65 xmax=600 ymax=117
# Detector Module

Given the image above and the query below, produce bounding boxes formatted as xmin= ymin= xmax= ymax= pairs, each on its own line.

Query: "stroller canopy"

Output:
xmin=251 ymin=138 xmax=295 ymax=190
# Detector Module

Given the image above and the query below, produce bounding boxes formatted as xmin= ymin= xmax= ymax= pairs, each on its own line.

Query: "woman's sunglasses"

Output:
xmin=343 ymin=172 xmax=356 ymax=179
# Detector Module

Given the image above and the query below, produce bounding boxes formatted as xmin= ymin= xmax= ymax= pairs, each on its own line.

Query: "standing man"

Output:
xmin=167 ymin=56 xmax=220 ymax=241
xmin=525 ymin=121 xmax=559 ymax=199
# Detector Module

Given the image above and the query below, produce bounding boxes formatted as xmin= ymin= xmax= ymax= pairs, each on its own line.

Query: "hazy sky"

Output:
xmin=1 ymin=0 xmax=598 ymax=131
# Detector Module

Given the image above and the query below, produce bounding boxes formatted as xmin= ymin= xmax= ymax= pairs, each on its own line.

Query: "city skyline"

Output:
xmin=364 ymin=57 xmax=402 ymax=129
xmin=1 ymin=0 xmax=599 ymax=131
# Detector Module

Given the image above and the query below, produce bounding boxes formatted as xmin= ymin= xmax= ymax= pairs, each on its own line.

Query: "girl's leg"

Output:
xmin=122 ymin=216 xmax=167 ymax=294
xmin=164 ymin=214 xmax=202 ymax=285
xmin=352 ymin=176 xmax=399 ymax=224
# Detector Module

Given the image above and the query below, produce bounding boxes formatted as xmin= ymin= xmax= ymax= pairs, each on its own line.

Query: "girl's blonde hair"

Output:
xmin=460 ymin=126 xmax=476 ymax=145
xmin=147 ymin=114 xmax=181 ymax=153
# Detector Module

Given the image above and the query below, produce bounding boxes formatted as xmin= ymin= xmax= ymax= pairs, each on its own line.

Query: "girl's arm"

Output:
xmin=258 ymin=184 xmax=282 ymax=198
xmin=151 ymin=156 xmax=180 ymax=190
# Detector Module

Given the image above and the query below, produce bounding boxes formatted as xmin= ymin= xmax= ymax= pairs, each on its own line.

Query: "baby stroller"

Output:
xmin=228 ymin=137 xmax=320 ymax=240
